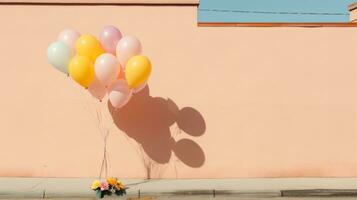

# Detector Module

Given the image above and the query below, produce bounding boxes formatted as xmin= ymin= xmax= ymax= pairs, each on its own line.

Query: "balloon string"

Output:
xmin=73 ymin=85 xmax=110 ymax=180
xmin=99 ymin=130 xmax=109 ymax=179
xmin=97 ymin=105 xmax=109 ymax=180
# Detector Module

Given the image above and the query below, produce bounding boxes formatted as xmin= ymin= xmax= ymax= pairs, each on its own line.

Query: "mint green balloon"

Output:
xmin=47 ymin=41 xmax=71 ymax=74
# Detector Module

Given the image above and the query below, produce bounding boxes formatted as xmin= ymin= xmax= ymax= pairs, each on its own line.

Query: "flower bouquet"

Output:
xmin=91 ymin=178 xmax=126 ymax=199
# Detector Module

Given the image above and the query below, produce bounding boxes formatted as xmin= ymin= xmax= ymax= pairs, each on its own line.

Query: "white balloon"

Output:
xmin=94 ymin=53 xmax=121 ymax=87
xmin=109 ymin=80 xmax=132 ymax=109
xmin=116 ymin=36 xmax=142 ymax=67
xmin=58 ymin=29 xmax=80 ymax=51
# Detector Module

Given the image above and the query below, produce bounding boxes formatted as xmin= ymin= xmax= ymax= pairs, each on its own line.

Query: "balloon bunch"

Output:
xmin=47 ymin=26 xmax=152 ymax=109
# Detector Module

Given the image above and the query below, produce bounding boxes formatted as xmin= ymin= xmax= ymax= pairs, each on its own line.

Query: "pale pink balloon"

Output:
xmin=58 ymin=29 xmax=80 ymax=51
xmin=94 ymin=53 xmax=121 ymax=87
xmin=109 ymin=80 xmax=132 ymax=109
xmin=88 ymin=79 xmax=107 ymax=101
xmin=116 ymin=36 xmax=142 ymax=67
xmin=133 ymin=81 xmax=147 ymax=94
xmin=99 ymin=26 xmax=122 ymax=55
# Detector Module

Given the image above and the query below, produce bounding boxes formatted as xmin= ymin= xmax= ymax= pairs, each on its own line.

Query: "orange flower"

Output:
xmin=116 ymin=181 xmax=125 ymax=190
xmin=106 ymin=177 xmax=117 ymax=186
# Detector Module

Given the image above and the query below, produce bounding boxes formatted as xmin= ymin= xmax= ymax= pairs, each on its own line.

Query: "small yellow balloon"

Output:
xmin=75 ymin=34 xmax=104 ymax=62
xmin=125 ymin=55 xmax=152 ymax=88
xmin=68 ymin=55 xmax=95 ymax=88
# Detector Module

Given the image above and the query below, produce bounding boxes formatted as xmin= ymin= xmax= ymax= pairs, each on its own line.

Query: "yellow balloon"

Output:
xmin=75 ymin=34 xmax=104 ymax=62
xmin=68 ymin=55 xmax=95 ymax=88
xmin=125 ymin=55 xmax=152 ymax=88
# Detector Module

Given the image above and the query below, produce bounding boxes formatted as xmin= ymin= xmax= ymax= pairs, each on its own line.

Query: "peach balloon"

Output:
xmin=108 ymin=80 xmax=132 ymax=109
xmin=88 ymin=79 xmax=107 ymax=101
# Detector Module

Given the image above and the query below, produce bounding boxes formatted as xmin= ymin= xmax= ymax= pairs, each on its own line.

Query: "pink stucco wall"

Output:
xmin=1 ymin=3 xmax=357 ymax=178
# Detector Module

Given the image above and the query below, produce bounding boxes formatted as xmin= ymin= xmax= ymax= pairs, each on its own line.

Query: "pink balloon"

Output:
xmin=94 ymin=53 xmax=121 ymax=87
xmin=133 ymin=81 xmax=147 ymax=94
xmin=109 ymin=80 xmax=132 ymax=109
xmin=116 ymin=36 xmax=142 ymax=67
xmin=99 ymin=26 xmax=122 ymax=55
xmin=58 ymin=29 xmax=80 ymax=51
xmin=88 ymin=79 xmax=107 ymax=101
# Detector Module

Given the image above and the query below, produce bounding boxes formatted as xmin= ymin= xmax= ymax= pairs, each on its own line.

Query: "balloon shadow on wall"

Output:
xmin=108 ymin=86 xmax=206 ymax=178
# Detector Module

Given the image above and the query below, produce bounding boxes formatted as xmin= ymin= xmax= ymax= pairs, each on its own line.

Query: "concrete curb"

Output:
xmin=1 ymin=178 xmax=357 ymax=198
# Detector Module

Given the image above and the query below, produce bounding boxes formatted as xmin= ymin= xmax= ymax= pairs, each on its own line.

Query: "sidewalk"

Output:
xmin=1 ymin=178 xmax=357 ymax=198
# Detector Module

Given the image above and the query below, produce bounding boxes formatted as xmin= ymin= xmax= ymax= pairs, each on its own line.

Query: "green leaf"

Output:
xmin=95 ymin=190 xmax=103 ymax=199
